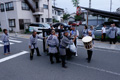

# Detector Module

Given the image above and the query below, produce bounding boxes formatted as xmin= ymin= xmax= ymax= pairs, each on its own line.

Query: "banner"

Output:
xmin=76 ymin=6 xmax=82 ymax=15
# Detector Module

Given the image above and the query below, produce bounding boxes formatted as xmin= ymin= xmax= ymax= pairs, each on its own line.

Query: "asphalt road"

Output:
xmin=0 ymin=36 xmax=120 ymax=80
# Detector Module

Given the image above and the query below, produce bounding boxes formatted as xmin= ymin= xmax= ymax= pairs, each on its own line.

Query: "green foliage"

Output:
xmin=74 ymin=15 xmax=82 ymax=21
xmin=24 ymin=29 xmax=32 ymax=34
xmin=72 ymin=0 xmax=79 ymax=7
xmin=62 ymin=13 xmax=70 ymax=20
xmin=53 ymin=19 xmax=59 ymax=23
xmin=108 ymin=18 xmax=113 ymax=22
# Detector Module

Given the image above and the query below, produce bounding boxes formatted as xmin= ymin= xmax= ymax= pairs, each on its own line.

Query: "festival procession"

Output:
xmin=0 ymin=0 xmax=120 ymax=80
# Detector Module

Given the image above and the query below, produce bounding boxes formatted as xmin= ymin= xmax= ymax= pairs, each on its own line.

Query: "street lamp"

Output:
xmin=0 ymin=2 xmax=9 ymax=33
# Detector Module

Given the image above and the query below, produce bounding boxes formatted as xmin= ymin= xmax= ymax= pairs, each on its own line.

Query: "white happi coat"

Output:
xmin=1 ymin=33 xmax=10 ymax=45
xmin=29 ymin=34 xmax=43 ymax=49
xmin=46 ymin=35 xmax=59 ymax=54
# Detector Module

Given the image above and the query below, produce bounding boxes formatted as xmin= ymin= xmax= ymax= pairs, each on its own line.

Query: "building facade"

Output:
xmin=116 ymin=7 xmax=120 ymax=14
xmin=0 ymin=0 xmax=52 ymax=32
xmin=52 ymin=6 xmax=64 ymax=22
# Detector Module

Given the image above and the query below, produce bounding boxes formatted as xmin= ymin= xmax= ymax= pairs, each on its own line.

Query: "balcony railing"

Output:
xmin=35 ymin=7 xmax=44 ymax=12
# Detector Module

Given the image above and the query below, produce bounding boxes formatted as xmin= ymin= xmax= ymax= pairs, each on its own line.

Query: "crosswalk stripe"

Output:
xmin=0 ymin=41 xmax=2 ymax=43
xmin=38 ymin=39 xmax=43 ymax=41
xmin=0 ymin=44 xmax=3 ymax=47
xmin=9 ymin=37 xmax=16 ymax=40
xmin=0 ymin=51 xmax=29 ymax=63
xmin=0 ymin=39 xmax=22 ymax=43
xmin=0 ymin=43 xmax=14 ymax=47
xmin=9 ymin=40 xmax=22 ymax=43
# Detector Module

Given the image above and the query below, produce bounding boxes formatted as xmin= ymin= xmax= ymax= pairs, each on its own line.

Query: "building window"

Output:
xmin=9 ymin=19 xmax=15 ymax=27
xmin=0 ymin=4 xmax=4 ymax=12
xmin=36 ymin=2 xmax=39 ymax=9
xmin=43 ymin=4 xmax=48 ymax=9
xmin=52 ymin=9 xmax=54 ymax=14
xmin=5 ymin=2 xmax=14 ymax=11
xmin=42 ymin=18 xmax=44 ymax=22
xmin=58 ymin=11 xmax=62 ymax=16
xmin=46 ymin=18 xmax=52 ymax=22
xmin=36 ymin=17 xmax=40 ymax=22
xmin=55 ymin=11 xmax=56 ymax=15
xmin=22 ymin=2 xmax=30 ymax=10
xmin=0 ymin=2 xmax=14 ymax=12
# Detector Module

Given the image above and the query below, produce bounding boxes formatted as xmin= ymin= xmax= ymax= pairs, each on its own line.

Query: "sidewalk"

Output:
xmin=77 ymin=39 xmax=120 ymax=51
xmin=9 ymin=33 xmax=31 ymax=39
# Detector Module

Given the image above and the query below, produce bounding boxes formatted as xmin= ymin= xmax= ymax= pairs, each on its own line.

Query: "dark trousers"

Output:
xmin=74 ymin=39 xmax=77 ymax=46
xmin=87 ymin=50 xmax=93 ymax=62
xmin=30 ymin=48 xmax=40 ymax=60
xmin=61 ymin=55 xmax=66 ymax=67
xmin=109 ymin=38 xmax=116 ymax=44
xmin=49 ymin=53 xmax=60 ymax=63
xmin=102 ymin=33 xmax=106 ymax=41
xmin=4 ymin=45 xmax=10 ymax=53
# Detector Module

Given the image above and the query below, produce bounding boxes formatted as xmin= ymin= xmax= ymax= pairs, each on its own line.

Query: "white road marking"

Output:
xmin=9 ymin=37 xmax=16 ymax=39
xmin=0 ymin=44 xmax=3 ymax=47
xmin=68 ymin=61 xmax=120 ymax=76
xmin=0 ymin=51 xmax=29 ymax=63
xmin=0 ymin=43 xmax=14 ymax=47
xmin=38 ymin=39 xmax=43 ymax=41
xmin=0 ymin=39 xmax=22 ymax=43
xmin=9 ymin=40 xmax=22 ymax=43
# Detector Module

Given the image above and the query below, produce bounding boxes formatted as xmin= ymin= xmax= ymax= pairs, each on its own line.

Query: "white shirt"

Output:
xmin=102 ymin=27 xmax=106 ymax=33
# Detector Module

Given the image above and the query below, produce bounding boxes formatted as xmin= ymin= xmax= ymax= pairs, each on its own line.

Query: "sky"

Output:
xmin=54 ymin=0 xmax=120 ymax=13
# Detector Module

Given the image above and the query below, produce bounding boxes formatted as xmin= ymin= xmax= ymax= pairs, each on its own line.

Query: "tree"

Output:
xmin=74 ymin=15 xmax=82 ymax=21
xmin=62 ymin=13 xmax=70 ymax=20
xmin=72 ymin=0 xmax=79 ymax=7
xmin=53 ymin=19 xmax=59 ymax=23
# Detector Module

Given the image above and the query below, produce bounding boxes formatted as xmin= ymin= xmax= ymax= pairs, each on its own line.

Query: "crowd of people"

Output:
xmin=83 ymin=23 xmax=118 ymax=44
xmin=0 ymin=23 xmax=119 ymax=68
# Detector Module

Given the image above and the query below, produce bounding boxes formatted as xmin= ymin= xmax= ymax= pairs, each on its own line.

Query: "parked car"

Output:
xmin=52 ymin=23 xmax=71 ymax=29
xmin=76 ymin=21 xmax=82 ymax=26
xmin=29 ymin=23 xmax=50 ymax=33
xmin=94 ymin=24 xmax=120 ymax=37
xmin=68 ymin=21 xmax=77 ymax=26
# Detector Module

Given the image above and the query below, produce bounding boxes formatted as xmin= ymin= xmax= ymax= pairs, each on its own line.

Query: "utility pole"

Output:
xmin=48 ymin=0 xmax=50 ymax=22
xmin=53 ymin=0 xmax=56 ymax=7
xmin=89 ymin=0 xmax=91 ymax=8
xmin=87 ymin=0 xmax=91 ymax=26
xmin=110 ymin=0 xmax=112 ymax=12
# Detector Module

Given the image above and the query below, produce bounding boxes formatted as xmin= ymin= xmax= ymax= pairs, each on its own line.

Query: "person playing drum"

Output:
xmin=86 ymin=31 xmax=94 ymax=63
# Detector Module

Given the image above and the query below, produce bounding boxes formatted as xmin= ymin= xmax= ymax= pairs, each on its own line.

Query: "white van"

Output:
xmin=29 ymin=23 xmax=50 ymax=33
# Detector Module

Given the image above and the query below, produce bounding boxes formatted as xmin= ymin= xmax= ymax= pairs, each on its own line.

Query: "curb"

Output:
xmin=77 ymin=45 xmax=120 ymax=52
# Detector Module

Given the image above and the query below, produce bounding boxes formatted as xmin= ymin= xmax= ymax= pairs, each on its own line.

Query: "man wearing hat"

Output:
xmin=59 ymin=31 xmax=77 ymax=68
